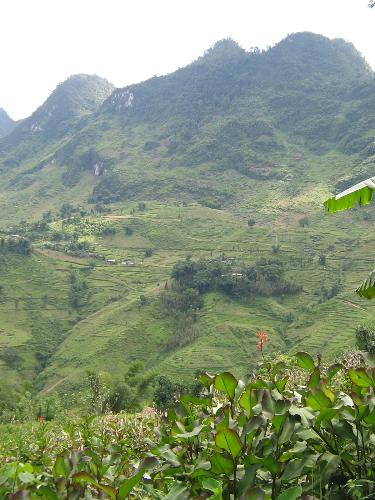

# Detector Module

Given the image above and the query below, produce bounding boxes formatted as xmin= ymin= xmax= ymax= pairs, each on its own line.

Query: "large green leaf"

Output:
xmin=281 ymin=458 xmax=306 ymax=481
xmin=295 ymin=352 xmax=315 ymax=371
xmin=118 ymin=456 xmax=158 ymax=499
xmin=306 ymin=389 xmax=333 ymax=410
xmin=197 ymin=371 xmax=214 ymax=388
xmin=215 ymin=428 xmax=242 ymax=459
xmin=262 ymin=456 xmax=281 ymax=475
xmin=175 ymin=424 xmax=205 ymax=439
xmin=210 ymin=452 xmax=234 ymax=476
xmin=239 ymin=487 xmax=265 ymax=500
xmin=324 ymin=177 xmax=375 ymax=299
xmin=53 ymin=454 xmax=71 ymax=479
xmin=214 ymin=372 xmax=238 ymax=401
xmin=315 ymin=408 xmax=338 ymax=427
xmin=364 ymin=408 xmax=375 ymax=424
xmin=239 ymin=385 xmax=257 ymax=414
xmin=118 ymin=470 xmax=144 ymax=499
xmin=356 ymin=269 xmax=375 ymax=299
xmin=37 ymin=487 xmax=59 ymax=500
xmin=163 ymin=482 xmax=190 ymax=499
xmin=276 ymin=485 xmax=302 ymax=500
xmin=349 ymin=368 xmax=374 ymax=388
xmin=202 ymin=478 xmax=223 ymax=500
xmin=324 ymin=177 xmax=375 ymax=213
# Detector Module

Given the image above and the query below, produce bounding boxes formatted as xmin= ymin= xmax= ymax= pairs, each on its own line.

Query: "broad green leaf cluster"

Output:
xmin=145 ymin=352 xmax=375 ymax=499
xmin=1 ymin=352 xmax=375 ymax=498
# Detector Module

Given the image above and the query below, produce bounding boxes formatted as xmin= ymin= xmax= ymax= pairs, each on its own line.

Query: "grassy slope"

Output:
xmin=37 ymin=196 xmax=375 ymax=392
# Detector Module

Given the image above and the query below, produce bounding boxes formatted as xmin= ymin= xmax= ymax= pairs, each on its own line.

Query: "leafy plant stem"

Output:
xmin=312 ymin=426 xmax=354 ymax=479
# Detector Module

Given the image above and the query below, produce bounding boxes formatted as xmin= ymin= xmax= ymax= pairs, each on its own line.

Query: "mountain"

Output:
xmin=0 ymin=32 xmax=372 ymax=221
xmin=0 ymin=74 xmax=114 ymax=162
xmin=1 ymin=33 xmax=375 ymax=396
xmin=0 ymin=108 xmax=15 ymax=138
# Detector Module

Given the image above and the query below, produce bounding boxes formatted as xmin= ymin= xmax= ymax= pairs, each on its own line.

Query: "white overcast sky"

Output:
xmin=0 ymin=0 xmax=374 ymax=120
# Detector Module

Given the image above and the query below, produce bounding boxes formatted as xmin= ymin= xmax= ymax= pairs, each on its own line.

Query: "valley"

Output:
xmin=0 ymin=32 xmax=375 ymax=400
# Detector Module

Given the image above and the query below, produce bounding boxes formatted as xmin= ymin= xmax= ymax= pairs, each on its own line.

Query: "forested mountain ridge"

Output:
xmin=1 ymin=32 xmax=375 ymax=397
xmin=0 ymin=32 xmax=374 ymax=221
xmin=0 ymin=74 xmax=114 ymax=163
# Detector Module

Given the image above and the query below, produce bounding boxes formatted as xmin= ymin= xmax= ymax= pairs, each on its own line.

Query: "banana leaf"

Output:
xmin=356 ymin=269 xmax=375 ymax=299
xmin=324 ymin=175 xmax=375 ymax=298
xmin=324 ymin=176 xmax=375 ymax=213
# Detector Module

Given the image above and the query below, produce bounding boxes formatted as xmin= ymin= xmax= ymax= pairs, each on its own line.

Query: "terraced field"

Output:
xmin=1 ymin=198 xmax=369 ymax=394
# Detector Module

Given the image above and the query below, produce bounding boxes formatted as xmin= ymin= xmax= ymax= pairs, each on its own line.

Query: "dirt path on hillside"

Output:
xmin=39 ymin=376 xmax=69 ymax=395
xmin=340 ymin=299 xmax=375 ymax=317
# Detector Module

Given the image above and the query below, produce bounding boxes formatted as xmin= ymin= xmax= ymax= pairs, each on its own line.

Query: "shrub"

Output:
xmin=247 ymin=218 xmax=256 ymax=227
xmin=153 ymin=376 xmax=191 ymax=412
xmin=0 ymin=347 xmax=20 ymax=368
xmin=319 ymin=254 xmax=327 ymax=266
xmin=161 ymin=288 xmax=204 ymax=313
xmin=139 ymin=295 xmax=148 ymax=306
xmin=101 ymin=227 xmax=116 ymax=236
xmin=166 ymin=314 xmax=199 ymax=350
xmin=146 ymin=351 xmax=375 ymax=499
xmin=298 ymin=216 xmax=309 ymax=227
xmin=356 ymin=323 xmax=375 ymax=353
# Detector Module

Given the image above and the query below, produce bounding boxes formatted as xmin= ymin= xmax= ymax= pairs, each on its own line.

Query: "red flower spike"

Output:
xmin=256 ymin=331 xmax=268 ymax=351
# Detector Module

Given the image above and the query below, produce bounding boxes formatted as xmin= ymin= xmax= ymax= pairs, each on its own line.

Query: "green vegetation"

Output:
xmin=1 ymin=22 xmax=375 ymax=497
xmin=1 ymin=351 xmax=375 ymax=498
xmin=0 ymin=31 xmax=375 ymax=430
xmin=356 ymin=323 xmax=375 ymax=353
xmin=171 ymin=257 xmax=301 ymax=298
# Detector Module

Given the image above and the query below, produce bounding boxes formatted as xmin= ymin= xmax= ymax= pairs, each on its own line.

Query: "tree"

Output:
xmin=247 ymin=218 xmax=256 ymax=227
xmin=318 ymin=254 xmax=326 ymax=266
xmin=60 ymin=203 xmax=75 ymax=218
xmin=298 ymin=216 xmax=309 ymax=227
xmin=356 ymin=323 xmax=375 ymax=352
xmin=153 ymin=376 xmax=188 ymax=411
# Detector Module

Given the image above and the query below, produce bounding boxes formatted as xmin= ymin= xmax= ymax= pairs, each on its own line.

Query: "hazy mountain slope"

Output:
xmin=0 ymin=74 xmax=114 ymax=163
xmin=0 ymin=32 xmax=373 ymax=224
xmin=0 ymin=109 xmax=14 ymax=138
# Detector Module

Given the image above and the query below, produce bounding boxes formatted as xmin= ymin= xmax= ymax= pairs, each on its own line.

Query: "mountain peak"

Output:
xmin=266 ymin=31 xmax=372 ymax=85
xmin=0 ymin=74 xmax=115 ymax=158
xmin=202 ymin=38 xmax=246 ymax=60
xmin=13 ymin=74 xmax=114 ymax=139
xmin=0 ymin=108 xmax=15 ymax=138
xmin=37 ymin=74 xmax=115 ymax=122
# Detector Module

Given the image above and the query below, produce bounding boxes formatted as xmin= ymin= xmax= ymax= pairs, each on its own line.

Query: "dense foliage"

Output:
xmin=171 ymin=257 xmax=302 ymax=299
xmin=1 ymin=351 xmax=375 ymax=498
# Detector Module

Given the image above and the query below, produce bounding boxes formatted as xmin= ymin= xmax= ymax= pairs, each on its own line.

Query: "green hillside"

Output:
xmin=1 ymin=32 xmax=375 ymax=398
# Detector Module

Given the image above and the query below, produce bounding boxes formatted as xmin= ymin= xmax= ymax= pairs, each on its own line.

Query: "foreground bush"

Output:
xmin=145 ymin=352 xmax=375 ymax=499
xmin=1 ymin=352 xmax=375 ymax=498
